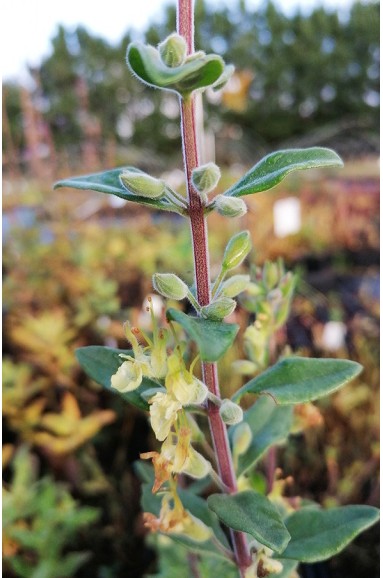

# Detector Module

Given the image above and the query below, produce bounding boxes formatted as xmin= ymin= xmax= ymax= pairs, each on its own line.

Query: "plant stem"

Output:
xmin=211 ymin=267 xmax=227 ymax=297
xmin=187 ymin=552 xmax=202 ymax=578
xmin=177 ymin=1 xmax=250 ymax=575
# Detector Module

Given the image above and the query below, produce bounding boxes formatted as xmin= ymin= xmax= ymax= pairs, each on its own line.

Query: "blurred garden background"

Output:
xmin=2 ymin=0 xmax=379 ymax=577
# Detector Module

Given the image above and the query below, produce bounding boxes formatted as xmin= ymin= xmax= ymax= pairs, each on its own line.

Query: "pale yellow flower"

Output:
xmin=143 ymin=492 xmax=212 ymax=543
xmin=165 ymin=352 xmax=208 ymax=406
xmin=164 ymin=428 xmax=210 ymax=479
xmin=111 ymin=316 xmax=170 ymax=394
xmin=150 ymin=327 xmax=168 ymax=379
xmin=111 ymin=359 xmax=143 ymax=393
xmin=141 ymin=427 xmax=211 ymax=493
xmin=182 ymin=443 xmax=211 ymax=479
xmin=244 ymin=547 xmax=284 ymax=578
xmin=149 ymin=392 xmax=182 ymax=441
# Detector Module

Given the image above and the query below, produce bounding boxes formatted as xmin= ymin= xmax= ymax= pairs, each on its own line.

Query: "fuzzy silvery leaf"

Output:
xmin=224 ymin=148 xmax=343 ymax=198
xmin=166 ymin=308 xmax=239 ymax=362
xmin=54 ymin=168 xmax=180 ymax=213
xmin=207 ymin=490 xmax=291 ymax=554
xmin=232 ymin=357 xmax=362 ymax=405
xmin=127 ymin=42 xmax=226 ymax=97
xmin=281 ymin=506 xmax=380 ymax=562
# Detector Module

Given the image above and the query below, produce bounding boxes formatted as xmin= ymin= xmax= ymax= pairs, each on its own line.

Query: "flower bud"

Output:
xmin=221 ymin=274 xmax=250 ymax=298
xmin=152 ymin=273 xmax=189 ymax=300
xmin=232 ymin=422 xmax=252 ymax=456
xmin=263 ymin=260 xmax=280 ymax=290
xmin=219 ymin=399 xmax=243 ymax=425
xmin=120 ymin=170 xmax=165 ymax=198
xmin=222 ymin=230 xmax=252 ymax=271
xmin=158 ymin=33 xmax=187 ymax=67
xmin=246 ymin=282 xmax=264 ymax=297
xmin=214 ymin=195 xmax=247 ymax=218
xmin=191 ymin=163 xmax=221 ymax=200
xmin=231 ymin=359 xmax=258 ymax=375
xmin=279 ymin=272 xmax=295 ymax=298
xmin=201 ymin=297 xmax=236 ymax=321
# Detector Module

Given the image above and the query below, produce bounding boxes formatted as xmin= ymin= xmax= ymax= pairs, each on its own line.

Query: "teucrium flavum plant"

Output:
xmin=54 ymin=1 xmax=379 ymax=576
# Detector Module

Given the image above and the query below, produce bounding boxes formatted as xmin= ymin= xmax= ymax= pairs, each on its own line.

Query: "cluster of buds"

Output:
xmin=191 ymin=162 xmax=248 ymax=217
xmin=233 ymin=259 xmax=296 ymax=375
xmin=152 ymin=271 xmax=240 ymax=321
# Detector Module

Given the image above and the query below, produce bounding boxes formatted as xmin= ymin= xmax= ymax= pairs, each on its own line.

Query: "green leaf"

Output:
xmin=282 ymin=506 xmax=380 ymax=562
xmin=229 ymin=396 xmax=293 ymax=476
xmin=232 ymin=357 xmax=362 ymax=405
xmin=127 ymin=42 xmax=225 ymax=96
xmin=224 ymin=148 xmax=343 ymax=198
xmin=54 ymin=167 xmax=178 ymax=212
xmin=207 ymin=490 xmax=291 ymax=554
xmin=75 ymin=346 xmax=164 ymax=411
xmin=166 ymin=308 xmax=239 ymax=362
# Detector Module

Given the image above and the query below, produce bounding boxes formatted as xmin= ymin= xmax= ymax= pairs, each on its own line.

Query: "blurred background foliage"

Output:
xmin=2 ymin=0 xmax=379 ymax=577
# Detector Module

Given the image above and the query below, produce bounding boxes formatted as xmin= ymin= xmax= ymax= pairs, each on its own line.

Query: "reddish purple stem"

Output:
xmin=177 ymin=1 xmax=251 ymax=575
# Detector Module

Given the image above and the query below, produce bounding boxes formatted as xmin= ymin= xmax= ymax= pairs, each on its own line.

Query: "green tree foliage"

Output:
xmin=2 ymin=1 xmax=379 ymax=164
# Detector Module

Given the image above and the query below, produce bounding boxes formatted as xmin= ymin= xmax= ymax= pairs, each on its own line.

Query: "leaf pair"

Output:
xmin=208 ymin=490 xmax=379 ymax=562
xmin=75 ymin=324 xmax=362 ymax=411
xmin=127 ymin=42 xmax=228 ymax=98
xmin=54 ymin=148 xmax=343 ymax=215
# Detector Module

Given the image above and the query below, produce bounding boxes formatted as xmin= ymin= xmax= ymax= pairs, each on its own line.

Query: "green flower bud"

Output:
xmin=274 ymin=299 xmax=291 ymax=328
xmin=263 ymin=260 xmax=280 ymax=290
xmin=219 ymin=399 xmax=243 ymax=425
xmin=158 ymin=33 xmax=187 ymax=67
xmin=231 ymin=359 xmax=258 ymax=375
xmin=201 ymin=297 xmax=236 ymax=320
xmin=221 ymin=274 xmax=250 ymax=298
xmin=246 ymin=282 xmax=264 ymax=297
xmin=152 ymin=273 xmax=189 ymax=300
xmin=222 ymin=230 xmax=252 ymax=271
xmin=191 ymin=163 xmax=221 ymax=200
xmin=214 ymin=195 xmax=247 ymax=218
xmin=232 ymin=422 xmax=252 ymax=457
xmin=120 ymin=170 xmax=165 ymax=198
xmin=279 ymin=272 xmax=296 ymax=298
